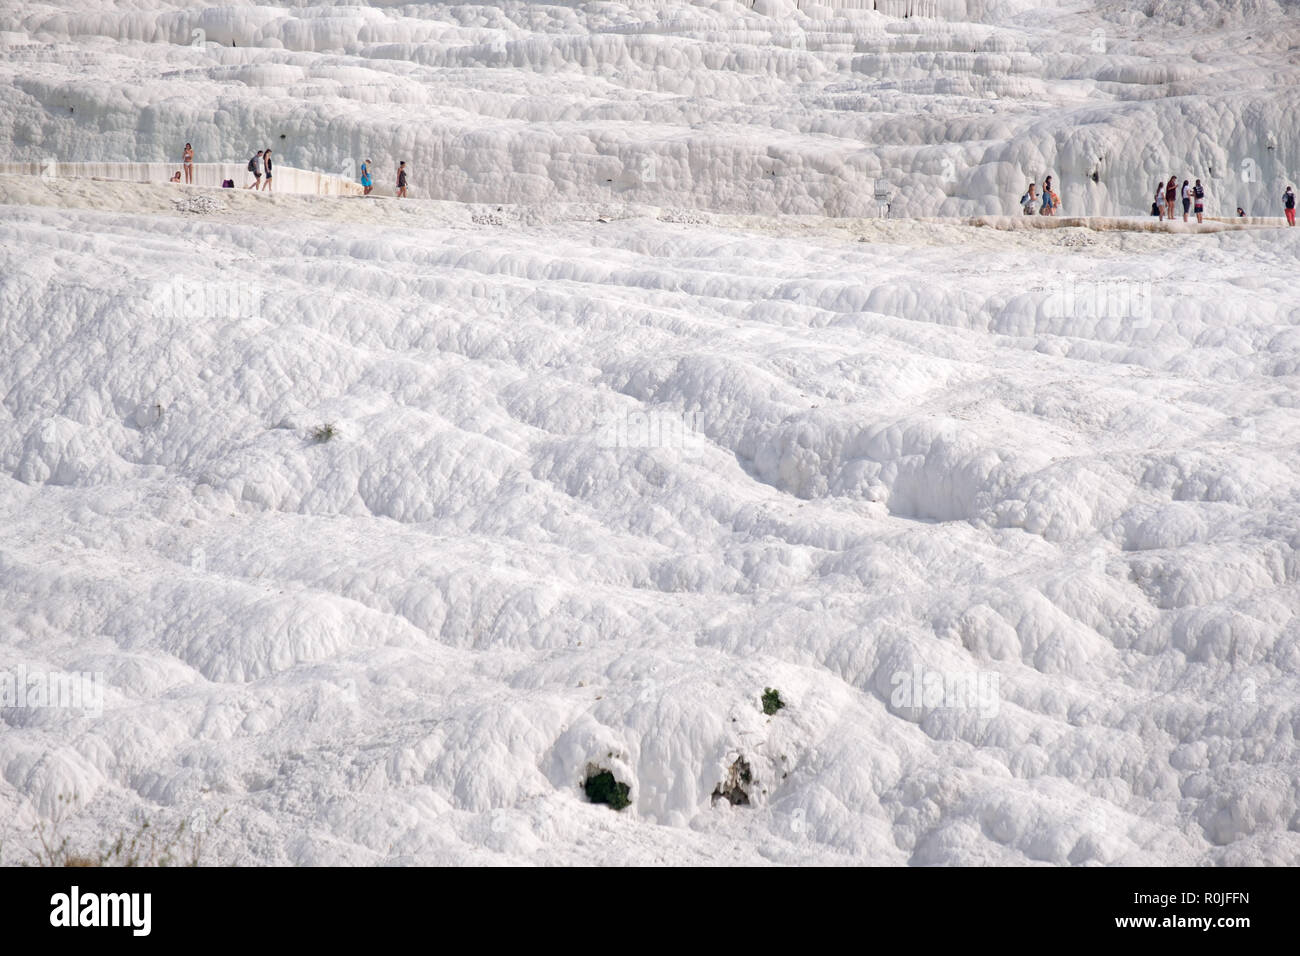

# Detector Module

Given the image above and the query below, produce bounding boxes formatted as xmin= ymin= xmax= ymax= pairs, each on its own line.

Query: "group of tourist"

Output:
xmin=169 ymin=145 xmax=411 ymax=197
xmin=1153 ymin=176 xmax=1207 ymax=223
xmin=357 ymin=159 xmax=408 ymax=197
xmin=1017 ymin=171 xmax=1296 ymax=225
xmin=1019 ymin=176 xmax=1060 ymax=216
xmin=169 ymin=143 xmax=1294 ymax=220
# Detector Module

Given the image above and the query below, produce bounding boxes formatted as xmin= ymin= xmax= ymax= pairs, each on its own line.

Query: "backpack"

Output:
xmin=248 ymin=158 xmax=256 ymax=172
xmin=1151 ymin=202 xmax=1159 ymax=216
xmin=1193 ymin=184 xmax=1203 ymax=199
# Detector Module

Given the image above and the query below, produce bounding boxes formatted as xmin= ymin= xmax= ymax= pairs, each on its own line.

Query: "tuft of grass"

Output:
xmin=762 ymin=687 xmax=785 ymax=716
xmin=310 ymin=423 xmax=338 ymax=443
xmin=583 ymin=769 xmax=631 ymax=811
xmin=16 ymin=793 xmax=223 ymax=867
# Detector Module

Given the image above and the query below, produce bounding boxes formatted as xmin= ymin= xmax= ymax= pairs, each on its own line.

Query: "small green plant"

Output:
xmin=310 ymin=423 xmax=337 ymax=443
xmin=762 ymin=687 xmax=785 ymax=716
xmin=583 ymin=769 xmax=631 ymax=811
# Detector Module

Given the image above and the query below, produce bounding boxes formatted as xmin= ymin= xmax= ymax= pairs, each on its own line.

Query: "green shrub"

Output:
xmin=583 ymin=769 xmax=631 ymax=811
xmin=762 ymin=687 xmax=785 ymax=716
xmin=310 ymin=423 xmax=337 ymax=443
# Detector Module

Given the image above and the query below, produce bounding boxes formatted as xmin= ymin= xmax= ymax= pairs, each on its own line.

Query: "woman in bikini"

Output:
xmin=183 ymin=143 xmax=194 ymax=184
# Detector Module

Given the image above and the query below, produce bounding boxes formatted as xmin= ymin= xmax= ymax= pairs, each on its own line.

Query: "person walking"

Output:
xmin=1285 ymin=185 xmax=1296 ymax=226
xmin=1020 ymin=182 xmax=1038 ymax=215
xmin=262 ymin=149 xmax=273 ymax=191
xmin=1165 ymin=176 xmax=1177 ymax=220
xmin=1192 ymin=179 xmax=1205 ymax=223
xmin=246 ymin=150 xmax=263 ymax=189
xmin=183 ymin=142 xmax=194 ymax=184
xmin=397 ymin=161 xmax=408 ymax=198
xmin=360 ymin=158 xmax=372 ymax=196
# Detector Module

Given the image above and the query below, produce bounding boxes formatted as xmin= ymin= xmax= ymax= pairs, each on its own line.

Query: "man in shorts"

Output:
xmin=246 ymin=150 xmax=263 ymax=189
